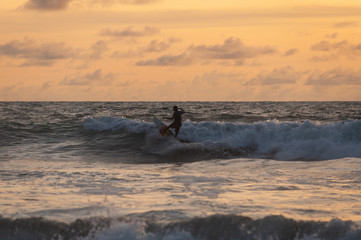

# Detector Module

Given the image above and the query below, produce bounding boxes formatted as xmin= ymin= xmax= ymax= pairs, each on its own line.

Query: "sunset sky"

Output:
xmin=1 ymin=0 xmax=361 ymax=101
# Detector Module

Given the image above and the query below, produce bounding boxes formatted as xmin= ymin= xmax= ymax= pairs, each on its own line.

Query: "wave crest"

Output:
xmin=83 ymin=117 xmax=361 ymax=161
xmin=1 ymin=215 xmax=360 ymax=240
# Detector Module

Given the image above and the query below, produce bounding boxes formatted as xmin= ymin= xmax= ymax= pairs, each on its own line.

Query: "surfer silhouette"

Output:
xmin=163 ymin=106 xmax=185 ymax=138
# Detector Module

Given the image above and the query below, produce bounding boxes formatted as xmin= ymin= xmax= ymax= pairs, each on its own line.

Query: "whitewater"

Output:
xmin=1 ymin=102 xmax=361 ymax=240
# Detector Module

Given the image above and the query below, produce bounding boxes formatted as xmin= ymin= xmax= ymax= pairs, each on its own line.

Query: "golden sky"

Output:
xmin=1 ymin=0 xmax=361 ymax=101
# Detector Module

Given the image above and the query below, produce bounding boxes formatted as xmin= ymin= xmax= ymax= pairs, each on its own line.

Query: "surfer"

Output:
xmin=163 ymin=105 xmax=185 ymax=138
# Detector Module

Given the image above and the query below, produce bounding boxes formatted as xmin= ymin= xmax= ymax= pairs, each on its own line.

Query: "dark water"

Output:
xmin=1 ymin=102 xmax=361 ymax=239
xmin=1 ymin=102 xmax=361 ymax=162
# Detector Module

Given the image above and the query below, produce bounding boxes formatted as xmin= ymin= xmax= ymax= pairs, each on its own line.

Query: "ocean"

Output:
xmin=1 ymin=101 xmax=361 ymax=240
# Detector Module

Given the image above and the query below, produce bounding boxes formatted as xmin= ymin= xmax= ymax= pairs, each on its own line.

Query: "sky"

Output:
xmin=0 ymin=0 xmax=361 ymax=101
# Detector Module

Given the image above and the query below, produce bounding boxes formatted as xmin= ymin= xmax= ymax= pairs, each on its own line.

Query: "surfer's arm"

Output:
xmin=166 ymin=114 xmax=174 ymax=120
xmin=170 ymin=111 xmax=177 ymax=119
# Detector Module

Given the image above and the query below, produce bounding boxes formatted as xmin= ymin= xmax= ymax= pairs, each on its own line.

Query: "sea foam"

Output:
xmin=83 ymin=117 xmax=361 ymax=161
xmin=1 ymin=215 xmax=360 ymax=240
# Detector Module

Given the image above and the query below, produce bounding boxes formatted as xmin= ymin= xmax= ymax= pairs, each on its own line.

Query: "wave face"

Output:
xmin=83 ymin=116 xmax=361 ymax=161
xmin=1 ymin=102 xmax=361 ymax=162
xmin=1 ymin=215 xmax=360 ymax=240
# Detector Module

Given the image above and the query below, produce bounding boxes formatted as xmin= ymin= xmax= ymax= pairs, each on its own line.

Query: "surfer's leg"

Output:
xmin=174 ymin=126 xmax=180 ymax=138
xmin=162 ymin=123 xmax=174 ymax=134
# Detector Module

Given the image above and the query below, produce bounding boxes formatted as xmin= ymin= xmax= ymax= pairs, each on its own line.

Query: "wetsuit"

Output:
xmin=169 ymin=109 xmax=185 ymax=130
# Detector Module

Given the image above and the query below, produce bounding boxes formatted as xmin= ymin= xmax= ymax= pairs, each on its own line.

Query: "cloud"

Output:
xmin=189 ymin=37 xmax=276 ymax=60
xmin=0 ymin=85 xmax=18 ymax=101
xmin=136 ymin=37 xmax=276 ymax=66
xmin=310 ymin=40 xmax=349 ymax=51
xmin=333 ymin=21 xmax=358 ymax=28
xmin=99 ymin=26 xmax=160 ymax=38
xmin=325 ymin=33 xmax=338 ymax=39
xmin=283 ymin=48 xmax=298 ymax=56
xmin=61 ymin=69 xmax=118 ymax=86
xmin=111 ymin=49 xmax=142 ymax=58
xmin=92 ymin=0 xmax=160 ymax=5
xmin=41 ymin=81 xmax=52 ymax=90
xmin=0 ymin=38 xmax=109 ymax=66
xmin=144 ymin=40 xmax=169 ymax=52
xmin=136 ymin=53 xmax=192 ymax=66
xmin=88 ymin=40 xmax=108 ymax=60
xmin=19 ymin=60 xmax=55 ymax=67
xmin=247 ymin=66 xmax=302 ymax=85
xmin=116 ymin=79 xmax=138 ymax=87
xmin=309 ymin=54 xmax=338 ymax=62
xmin=111 ymin=38 xmax=180 ymax=58
xmin=22 ymin=0 xmax=159 ymax=10
xmin=306 ymin=68 xmax=361 ymax=85
xmin=0 ymin=38 xmax=81 ymax=66
xmin=144 ymin=39 xmax=180 ymax=52
xmin=310 ymin=40 xmax=361 ymax=59
xmin=193 ymin=70 xmax=244 ymax=86
xmin=23 ymin=0 xmax=72 ymax=10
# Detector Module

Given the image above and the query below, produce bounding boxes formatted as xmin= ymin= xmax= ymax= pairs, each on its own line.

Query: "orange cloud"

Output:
xmin=136 ymin=37 xmax=276 ymax=66
xmin=111 ymin=38 xmax=180 ymax=58
xmin=22 ymin=0 xmax=160 ymax=10
xmin=189 ymin=37 xmax=275 ymax=59
xmin=0 ymin=38 xmax=113 ymax=67
xmin=310 ymin=40 xmax=361 ymax=59
xmin=333 ymin=21 xmax=358 ymax=28
xmin=306 ymin=68 xmax=361 ymax=85
xmin=99 ymin=26 xmax=160 ymax=38
xmin=60 ymin=69 xmax=118 ymax=86
xmin=89 ymin=40 xmax=108 ymax=60
xmin=0 ymin=38 xmax=81 ymax=66
xmin=24 ymin=0 xmax=72 ymax=10
xmin=311 ymin=40 xmax=348 ymax=51
xmin=136 ymin=53 xmax=192 ymax=66
xmin=309 ymin=54 xmax=338 ymax=62
xmin=144 ymin=39 xmax=179 ymax=52
xmin=283 ymin=48 xmax=298 ymax=57
xmin=93 ymin=0 xmax=160 ymax=5
xmin=248 ymin=66 xmax=302 ymax=85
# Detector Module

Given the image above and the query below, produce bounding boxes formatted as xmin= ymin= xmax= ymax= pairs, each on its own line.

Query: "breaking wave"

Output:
xmin=1 ymin=214 xmax=360 ymax=240
xmin=83 ymin=117 xmax=361 ymax=161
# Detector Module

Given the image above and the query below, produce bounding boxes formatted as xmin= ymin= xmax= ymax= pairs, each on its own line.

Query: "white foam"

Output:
xmin=88 ymin=221 xmax=193 ymax=240
xmin=83 ymin=117 xmax=361 ymax=160
xmin=179 ymin=120 xmax=361 ymax=160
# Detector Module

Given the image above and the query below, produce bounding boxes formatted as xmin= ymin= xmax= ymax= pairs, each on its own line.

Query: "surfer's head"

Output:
xmin=173 ymin=105 xmax=178 ymax=111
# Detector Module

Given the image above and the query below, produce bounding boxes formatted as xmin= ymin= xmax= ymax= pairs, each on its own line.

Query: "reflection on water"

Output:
xmin=1 ymin=157 xmax=360 ymax=222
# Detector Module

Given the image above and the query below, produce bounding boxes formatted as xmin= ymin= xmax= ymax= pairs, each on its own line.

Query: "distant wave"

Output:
xmin=83 ymin=116 xmax=154 ymax=133
xmin=1 ymin=214 xmax=360 ymax=240
xmin=83 ymin=117 xmax=361 ymax=161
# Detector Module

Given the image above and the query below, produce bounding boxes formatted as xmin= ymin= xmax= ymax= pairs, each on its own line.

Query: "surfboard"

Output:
xmin=154 ymin=117 xmax=171 ymax=136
